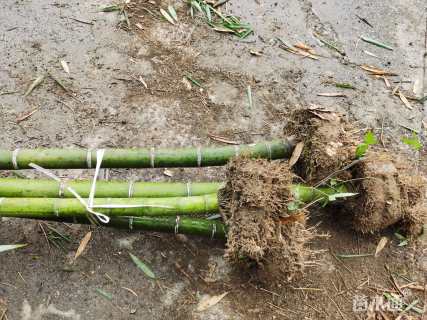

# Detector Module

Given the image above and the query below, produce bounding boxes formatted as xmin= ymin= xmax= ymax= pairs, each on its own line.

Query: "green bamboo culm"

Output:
xmin=0 ymin=184 xmax=348 ymax=220
xmin=0 ymin=139 xmax=295 ymax=170
xmin=27 ymin=216 xmax=227 ymax=239
xmin=0 ymin=178 xmax=223 ymax=198
xmin=0 ymin=194 xmax=219 ymax=219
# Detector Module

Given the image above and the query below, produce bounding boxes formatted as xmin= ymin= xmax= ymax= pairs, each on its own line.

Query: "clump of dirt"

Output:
xmin=284 ymin=108 xmax=357 ymax=184
xmin=219 ymin=157 xmax=318 ymax=282
xmin=346 ymin=151 xmax=427 ymax=235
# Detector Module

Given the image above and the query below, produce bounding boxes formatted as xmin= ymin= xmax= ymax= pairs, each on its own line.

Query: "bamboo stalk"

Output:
xmin=27 ymin=216 xmax=227 ymax=239
xmin=0 ymin=194 xmax=219 ymax=219
xmin=0 ymin=179 xmax=346 ymax=202
xmin=0 ymin=184 xmax=347 ymax=219
xmin=0 ymin=139 xmax=295 ymax=170
xmin=0 ymin=178 xmax=223 ymax=198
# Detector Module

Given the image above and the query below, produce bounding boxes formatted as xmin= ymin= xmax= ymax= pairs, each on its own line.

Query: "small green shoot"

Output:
xmin=129 ymin=253 xmax=156 ymax=279
xmin=394 ymin=232 xmax=408 ymax=247
xmin=355 ymin=131 xmax=377 ymax=158
xmin=0 ymin=244 xmax=27 ymax=253
xmin=402 ymin=132 xmax=422 ymax=151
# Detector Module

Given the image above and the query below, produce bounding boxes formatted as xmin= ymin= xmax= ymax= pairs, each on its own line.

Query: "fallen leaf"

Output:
xmin=129 ymin=253 xmax=156 ymax=279
xmin=16 ymin=108 xmax=39 ymax=123
xmin=24 ymin=75 xmax=45 ymax=96
xmin=374 ymin=236 xmax=388 ymax=257
xmin=0 ymin=244 xmax=27 ymax=253
xmin=163 ymin=169 xmax=173 ymax=177
xmin=398 ymin=91 xmax=413 ymax=110
xmin=279 ymin=213 xmax=306 ymax=224
xmin=167 ymin=5 xmax=178 ymax=22
xmin=249 ymin=49 xmax=263 ymax=56
xmin=208 ymin=133 xmax=238 ymax=145
xmin=60 ymin=60 xmax=70 ymax=74
xmin=212 ymin=26 xmax=234 ymax=33
xmin=289 ymin=142 xmax=304 ymax=167
xmin=160 ymin=8 xmax=175 ymax=25
xmin=196 ymin=292 xmax=228 ymax=312
xmin=74 ymin=231 xmax=92 ymax=260
xmin=360 ymin=65 xmax=397 ymax=76
xmin=317 ymin=92 xmax=347 ymax=97
xmin=96 ymin=288 xmax=113 ymax=300
xmin=138 ymin=76 xmax=148 ymax=89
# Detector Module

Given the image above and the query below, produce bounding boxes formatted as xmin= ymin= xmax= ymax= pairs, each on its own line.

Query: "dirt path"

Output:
xmin=0 ymin=0 xmax=426 ymax=319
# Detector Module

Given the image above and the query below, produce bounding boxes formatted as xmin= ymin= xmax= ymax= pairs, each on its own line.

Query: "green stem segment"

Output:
xmin=0 ymin=139 xmax=295 ymax=170
xmin=0 ymin=178 xmax=223 ymax=198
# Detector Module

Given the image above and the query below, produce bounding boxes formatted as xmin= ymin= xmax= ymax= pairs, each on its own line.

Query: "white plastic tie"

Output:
xmin=211 ymin=223 xmax=217 ymax=239
xmin=196 ymin=147 xmax=202 ymax=167
xmin=86 ymin=149 xmax=93 ymax=169
xmin=58 ymin=182 xmax=65 ymax=198
xmin=265 ymin=142 xmax=272 ymax=160
xmin=12 ymin=149 xmax=20 ymax=170
xmin=186 ymin=182 xmax=192 ymax=197
xmin=175 ymin=215 xmax=180 ymax=234
xmin=234 ymin=145 xmax=240 ymax=157
xmin=128 ymin=181 xmax=135 ymax=198
xmin=150 ymin=147 xmax=155 ymax=168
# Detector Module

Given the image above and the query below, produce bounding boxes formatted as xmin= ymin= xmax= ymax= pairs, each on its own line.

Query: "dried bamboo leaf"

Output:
xmin=74 ymin=231 xmax=92 ymax=260
xmin=196 ymin=292 xmax=228 ymax=312
xmin=398 ymin=91 xmax=413 ymax=110
xmin=289 ymin=142 xmax=304 ymax=167
xmin=160 ymin=8 xmax=175 ymax=25
xmin=0 ymin=244 xmax=27 ymax=253
xmin=130 ymin=253 xmax=156 ymax=279
xmin=60 ymin=60 xmax=70 ymax=74
xmin=24 ymin=75 xmax=45 ymax=97
xmin=374 ymin=236 xmax=388 ymax=257
xmin=168 ymin=5 xmax=178 ymax=22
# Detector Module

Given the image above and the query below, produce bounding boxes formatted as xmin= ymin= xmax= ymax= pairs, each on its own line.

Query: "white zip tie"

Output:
xmin=186 ymin=182 xmax=192 ymax=197
xmin=53 ymin=199 xmax=60 ymax=217
xmin=150 ymin=147 xmax=155 ymax=168
xmin=175 ymin=215 xmax=180 ymax=234
xmin=29 ymin=162 xmax=110 ymax=224
xmin=265 ymin=142 xmax=272 ymax=159
xmin=12 ymin=149 xmax=20 ymax=170
xmin=211 ymin=223 xmax=216 ymax=239
xmin=128 ymin=181 xmax=134 ymax=198
xmin=234 ymin=145 xmax=240 ymax=157
xmin=196 ymin=147 xmax=202 ymax=167
xmin=129 ymin=217 xmax=134 ymax=230
xmin=58 ymin=182 xmax=65 ymax=198
xmin=88 ymin=149 xmax=105 ymax=209
xmin=86 ymin=149 xmax=93 ymax=169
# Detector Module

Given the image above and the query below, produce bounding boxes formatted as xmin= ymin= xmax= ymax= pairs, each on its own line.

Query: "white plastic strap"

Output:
xmin=12 ymin=149 xmax=20 ymax=170
xmin=186 ymin=182 xmax=192 ymax=197
xmin=58 ymin=182 xmax=65 ymax=198
xmin=128 ymin=181 xmax=135 ymax=198
xmin=211 ymin=223 xmax=217 ymax=239
xmin=175 ymin=216 xmax=180 ymax=234
xmin=86 ymin=149 xmax=93 ymax=169
xmin=88 ymin=149 xmax=105 ymax=209
xmin=234 ymin=145 xmax=240 ymax=157
xmin=196 ymin=147 xmax=202 ymax=167
xmin=150 ymin=147 xmax=155 ymax=168
xmin=29 ymin=162 xmax=110 ymax=224
xmin=265 ymin=142 xmax=272 ymax=159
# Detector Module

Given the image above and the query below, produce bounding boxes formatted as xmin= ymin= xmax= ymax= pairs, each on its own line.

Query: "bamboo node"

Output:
xmin=186 ymin=182 xmax=192 ymax=197
xmin=175 ymin=215 xmax=180 ymax=234
xmin=128 ymin=181 xmax=135 ymax=198
xmin=150 ymin=147 xmax=155 ymax=168
xmin=86 ymin=149 xmax=93 ymax=169
xmin=196 ymin=147 xmax=202 ymax=167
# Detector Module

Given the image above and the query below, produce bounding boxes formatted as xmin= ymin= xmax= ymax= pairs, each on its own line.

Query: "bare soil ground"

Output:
xmin=1 ymin=0 xmax=426 ymax=319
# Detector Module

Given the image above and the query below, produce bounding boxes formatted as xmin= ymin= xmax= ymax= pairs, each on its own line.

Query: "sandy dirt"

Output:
xmin=0 ymin=0 xmax=426 ymax=319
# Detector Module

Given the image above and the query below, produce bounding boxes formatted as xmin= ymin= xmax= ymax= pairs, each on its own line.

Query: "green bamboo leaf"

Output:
xmin=328 ymin=192 xmax=358 ymax=202
xmin=335 ymin=83 xmax=356 ymax=90
xmin=355 ymin=143 xmax=368 ymax=158
xmin=191 ymin=1 xmax=203 ymax=14
xmin=204 ymin=4 xmax=212 ymax=22
xmin=361 ymin=36 xmax=393 ymax=51
xmin=0 ymin=244 xmax=27 ymax=253
xmin=96 ymin=288 xmax=113 ymax=300
xmin=160 ymin=8 xmax=175 ymax=25
xmin=129 ymin=253 xmax=156 ymax=279
xmin=168 ymin=5 xmax=178 ymax=22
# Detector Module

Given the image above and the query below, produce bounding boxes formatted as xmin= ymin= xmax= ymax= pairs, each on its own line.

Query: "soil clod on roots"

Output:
xmin=219 ymin=157 xmax=319 ymax=282
xmin=284 ymin=108 xmax=356 ymax=184
xmin=347 ymin=151 xmax=427 ymax=235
